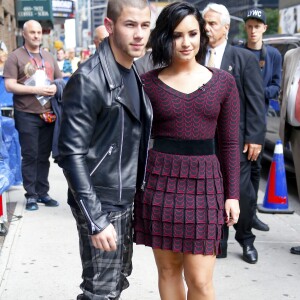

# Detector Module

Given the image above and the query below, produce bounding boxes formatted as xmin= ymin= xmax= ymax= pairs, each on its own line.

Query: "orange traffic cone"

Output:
xmin=258 ymin=140 xmax=294 ymax=214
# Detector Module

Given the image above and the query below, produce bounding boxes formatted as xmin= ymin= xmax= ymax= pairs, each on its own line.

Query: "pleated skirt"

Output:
xmin=134 ymin=149 xmax=225 ymax=255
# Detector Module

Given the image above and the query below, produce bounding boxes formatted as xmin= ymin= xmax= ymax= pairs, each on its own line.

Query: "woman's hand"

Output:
xmin=225 ymin=199 xmax=240 ymax=227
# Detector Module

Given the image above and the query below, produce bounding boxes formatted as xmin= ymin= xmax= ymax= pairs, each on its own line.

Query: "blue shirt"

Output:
xmin=238 ymin=44 xmax=282 ymax=104
xmin=63 ymin=59 xmax=73 ymax=74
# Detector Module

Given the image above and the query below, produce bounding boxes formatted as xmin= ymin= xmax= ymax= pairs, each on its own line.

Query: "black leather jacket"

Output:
xmin=58 ymin=39 xmax=152 ymax=235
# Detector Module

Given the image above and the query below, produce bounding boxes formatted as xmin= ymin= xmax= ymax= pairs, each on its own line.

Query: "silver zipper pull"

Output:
xmin=108 ymin=145 xmax=114 ymax=155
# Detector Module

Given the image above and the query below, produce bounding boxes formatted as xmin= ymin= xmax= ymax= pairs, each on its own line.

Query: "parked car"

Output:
xmin=262 ymin=34 xmax=300 ymax=172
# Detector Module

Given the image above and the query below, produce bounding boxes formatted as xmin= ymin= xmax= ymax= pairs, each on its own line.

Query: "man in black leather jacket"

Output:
xmin=58 ymin=0 xmax=152 ymax=298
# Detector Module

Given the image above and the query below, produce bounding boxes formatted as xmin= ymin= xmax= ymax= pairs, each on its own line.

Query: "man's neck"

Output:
xmin=247 ymin=40 xmax=263 ymax=50
xmin=109 ymin=40 xmax=133 ymax=69
xmin=24 ymin=43 xmax=40 ymax=53
xmin=209 ymin=39 xmax=227 ymax=50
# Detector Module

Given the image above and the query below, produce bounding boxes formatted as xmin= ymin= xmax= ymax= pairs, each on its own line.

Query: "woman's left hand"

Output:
xmin=225 ymin=199 xmax=240 ymax=226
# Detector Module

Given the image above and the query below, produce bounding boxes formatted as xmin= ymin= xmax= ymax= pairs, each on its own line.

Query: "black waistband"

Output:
xmin=152 ymin=138 xmax=215 ymax=155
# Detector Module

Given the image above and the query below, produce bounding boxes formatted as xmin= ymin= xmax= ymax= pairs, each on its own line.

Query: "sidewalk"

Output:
xmin=0 ymin=161 xmax=299 ymax=300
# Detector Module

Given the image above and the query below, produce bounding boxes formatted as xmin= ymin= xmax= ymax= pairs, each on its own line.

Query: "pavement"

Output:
xmin=0 ymin=161 xmax=300 ymax=300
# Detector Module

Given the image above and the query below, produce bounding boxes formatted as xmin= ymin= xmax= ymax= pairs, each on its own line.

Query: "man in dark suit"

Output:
xmin=242 ymin=8 xmax=282 ymax=232
xmin=202 ymin=3 xmax=266 ymax=264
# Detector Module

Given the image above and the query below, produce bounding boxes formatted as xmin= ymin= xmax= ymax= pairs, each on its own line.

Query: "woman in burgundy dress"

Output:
xmin=134 ymin=2 xmax=240 ymax=299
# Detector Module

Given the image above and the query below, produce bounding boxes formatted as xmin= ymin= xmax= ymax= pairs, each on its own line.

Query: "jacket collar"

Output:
xmin=220 ymin=44 xmax=235 ymax=74
xmin=97 ymin=38 xmax=145 ymax=121
xmin=97 ymin=38 xmax=123 ymax=91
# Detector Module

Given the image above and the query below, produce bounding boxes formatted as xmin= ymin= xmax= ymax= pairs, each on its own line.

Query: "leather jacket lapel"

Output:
xmin=97 ymin=39 xmax=143 ymax=121
xmin=115 ymin=84 xmax=141 ymax=121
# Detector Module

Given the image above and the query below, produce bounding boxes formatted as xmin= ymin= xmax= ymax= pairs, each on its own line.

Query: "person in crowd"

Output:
xmin=134 ymin=40 xmax=156 ymax=75
xmin=0 ymin=48 xmax=13 ymax=110
xmin=56 ymin=48 xmax=72 ymax=79
xmin=241 ymin=7 xmax=282 ymax=232
xmin=0 ymin=49 xmax=8 ymax=76
xmin=202 ymin=3 xmax=265 ymax=264
xmin=57 ymin=0 xmax=152 ymax=299
xmin=93 ymin=24 xmax=109 ymax=48
xmin=64 ymin=49 xmax=70 ymax=60
xmin=78 ymin=49 xmax=90 ymax=65
xmin=278 ymin=47 xmax=300 ymax=256
xmin=134 ymin=2 xmax=240 ymax=299
xmin=3 ymin=20 xmax=62 ymax=211
xmin=67 ymin=47 xmax=80 ymax=73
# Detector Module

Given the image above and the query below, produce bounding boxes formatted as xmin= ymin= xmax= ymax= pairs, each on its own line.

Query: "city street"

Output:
xmin=1 ymin=0 xmax=300 ymax=297
xmin=0 ymin=159 xmax=299 ymax=300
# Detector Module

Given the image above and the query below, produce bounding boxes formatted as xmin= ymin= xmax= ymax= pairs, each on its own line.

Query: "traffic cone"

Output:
xmin=0 ymin=194 xmax=8 ymax=236
xmin=0 ymin=194 xmax=3 ymax=217
xmin=258 ymin=140 xmax=294 ymax=214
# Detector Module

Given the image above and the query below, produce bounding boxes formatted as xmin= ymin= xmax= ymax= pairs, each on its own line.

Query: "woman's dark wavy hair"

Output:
xmin=150 ymin=1 xmax=208 ymax=66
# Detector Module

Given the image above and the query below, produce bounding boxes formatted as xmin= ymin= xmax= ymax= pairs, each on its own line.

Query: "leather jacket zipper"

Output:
xmin=118 ymin=108 xmax=124 ymax=201
xmin=79 ymin=199 xmax=100 ymax=233
xmin=141 ymin=89 xmax=153 ymax=191
xmin=90 ymin=145 xmax=114 ymax=176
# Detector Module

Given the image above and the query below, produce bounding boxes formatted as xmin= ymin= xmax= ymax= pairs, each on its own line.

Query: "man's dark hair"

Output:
xmin=107 ymin=0 xmax=149 ymax=23
xmin=150 ymin=1 xmax=208 ymax=66
xmin=57 ymin=48 xmax=65 ymax=53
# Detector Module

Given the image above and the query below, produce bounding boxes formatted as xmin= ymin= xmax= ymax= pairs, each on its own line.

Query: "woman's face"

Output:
xmin=172 ymin=14 xmax=200 ymax=63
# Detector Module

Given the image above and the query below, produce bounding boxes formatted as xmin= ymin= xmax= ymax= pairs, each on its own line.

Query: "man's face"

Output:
xmin=106 ymin=5 xmax=151 ymax=66
xmin=23 ymin=21 xmax=43 ymax=51
xmin=57 ymin=50 xmax=65 ymax=61
xmin=203 ymin=10 xmax=229 ymax=48
xmin=245 ymin=19 xmax=267 ymax=44
xmin=68 ymin=50 xmax=75 ymax=59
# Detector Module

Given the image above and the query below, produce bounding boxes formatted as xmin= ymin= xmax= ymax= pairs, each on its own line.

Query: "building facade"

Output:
xmin=0 ymin=0 xmax=17 ymax=53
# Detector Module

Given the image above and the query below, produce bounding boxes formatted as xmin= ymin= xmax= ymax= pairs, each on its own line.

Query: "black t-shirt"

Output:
xmin=117 ymin=62 xmax=140 ymax=118
xmin=248 ymin=48 xmax=261 ymax=63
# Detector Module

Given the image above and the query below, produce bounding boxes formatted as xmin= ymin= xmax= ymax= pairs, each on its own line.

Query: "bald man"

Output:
xmin=93 ymin=25 xmax=109 ymax=48
xmin=3 ymin=20 xmax=62 ymax=211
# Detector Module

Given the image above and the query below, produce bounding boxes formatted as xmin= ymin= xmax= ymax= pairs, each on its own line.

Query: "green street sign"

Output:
xmin=16 ymin=0 xmax=53 ymax=22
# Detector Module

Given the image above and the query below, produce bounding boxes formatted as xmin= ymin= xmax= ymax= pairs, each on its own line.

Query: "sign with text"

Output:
xmin=52 ymin=0 xmax=75 ymax=18
xmin=16 ymin=0 xmax=53 ymax=21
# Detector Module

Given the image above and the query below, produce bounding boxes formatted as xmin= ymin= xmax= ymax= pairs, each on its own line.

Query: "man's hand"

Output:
xmin=5 ymin=78 xmax=57 ymax=96
xmin=91 ymin=223 xmax=118 ymax=251
xmin=243 ymin=143 xmax=262 ymax=161
xmin=35 ymin=84 xmax=57 ymax=97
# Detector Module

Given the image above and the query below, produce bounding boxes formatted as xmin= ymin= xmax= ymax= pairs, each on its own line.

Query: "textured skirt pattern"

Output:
xmin=134 ymin=149 xmax=225 ymax=255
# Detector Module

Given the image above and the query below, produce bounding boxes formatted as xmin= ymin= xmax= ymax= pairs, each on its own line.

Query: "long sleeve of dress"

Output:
xmin=217 ymin=72 xmax=240 ymax=200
